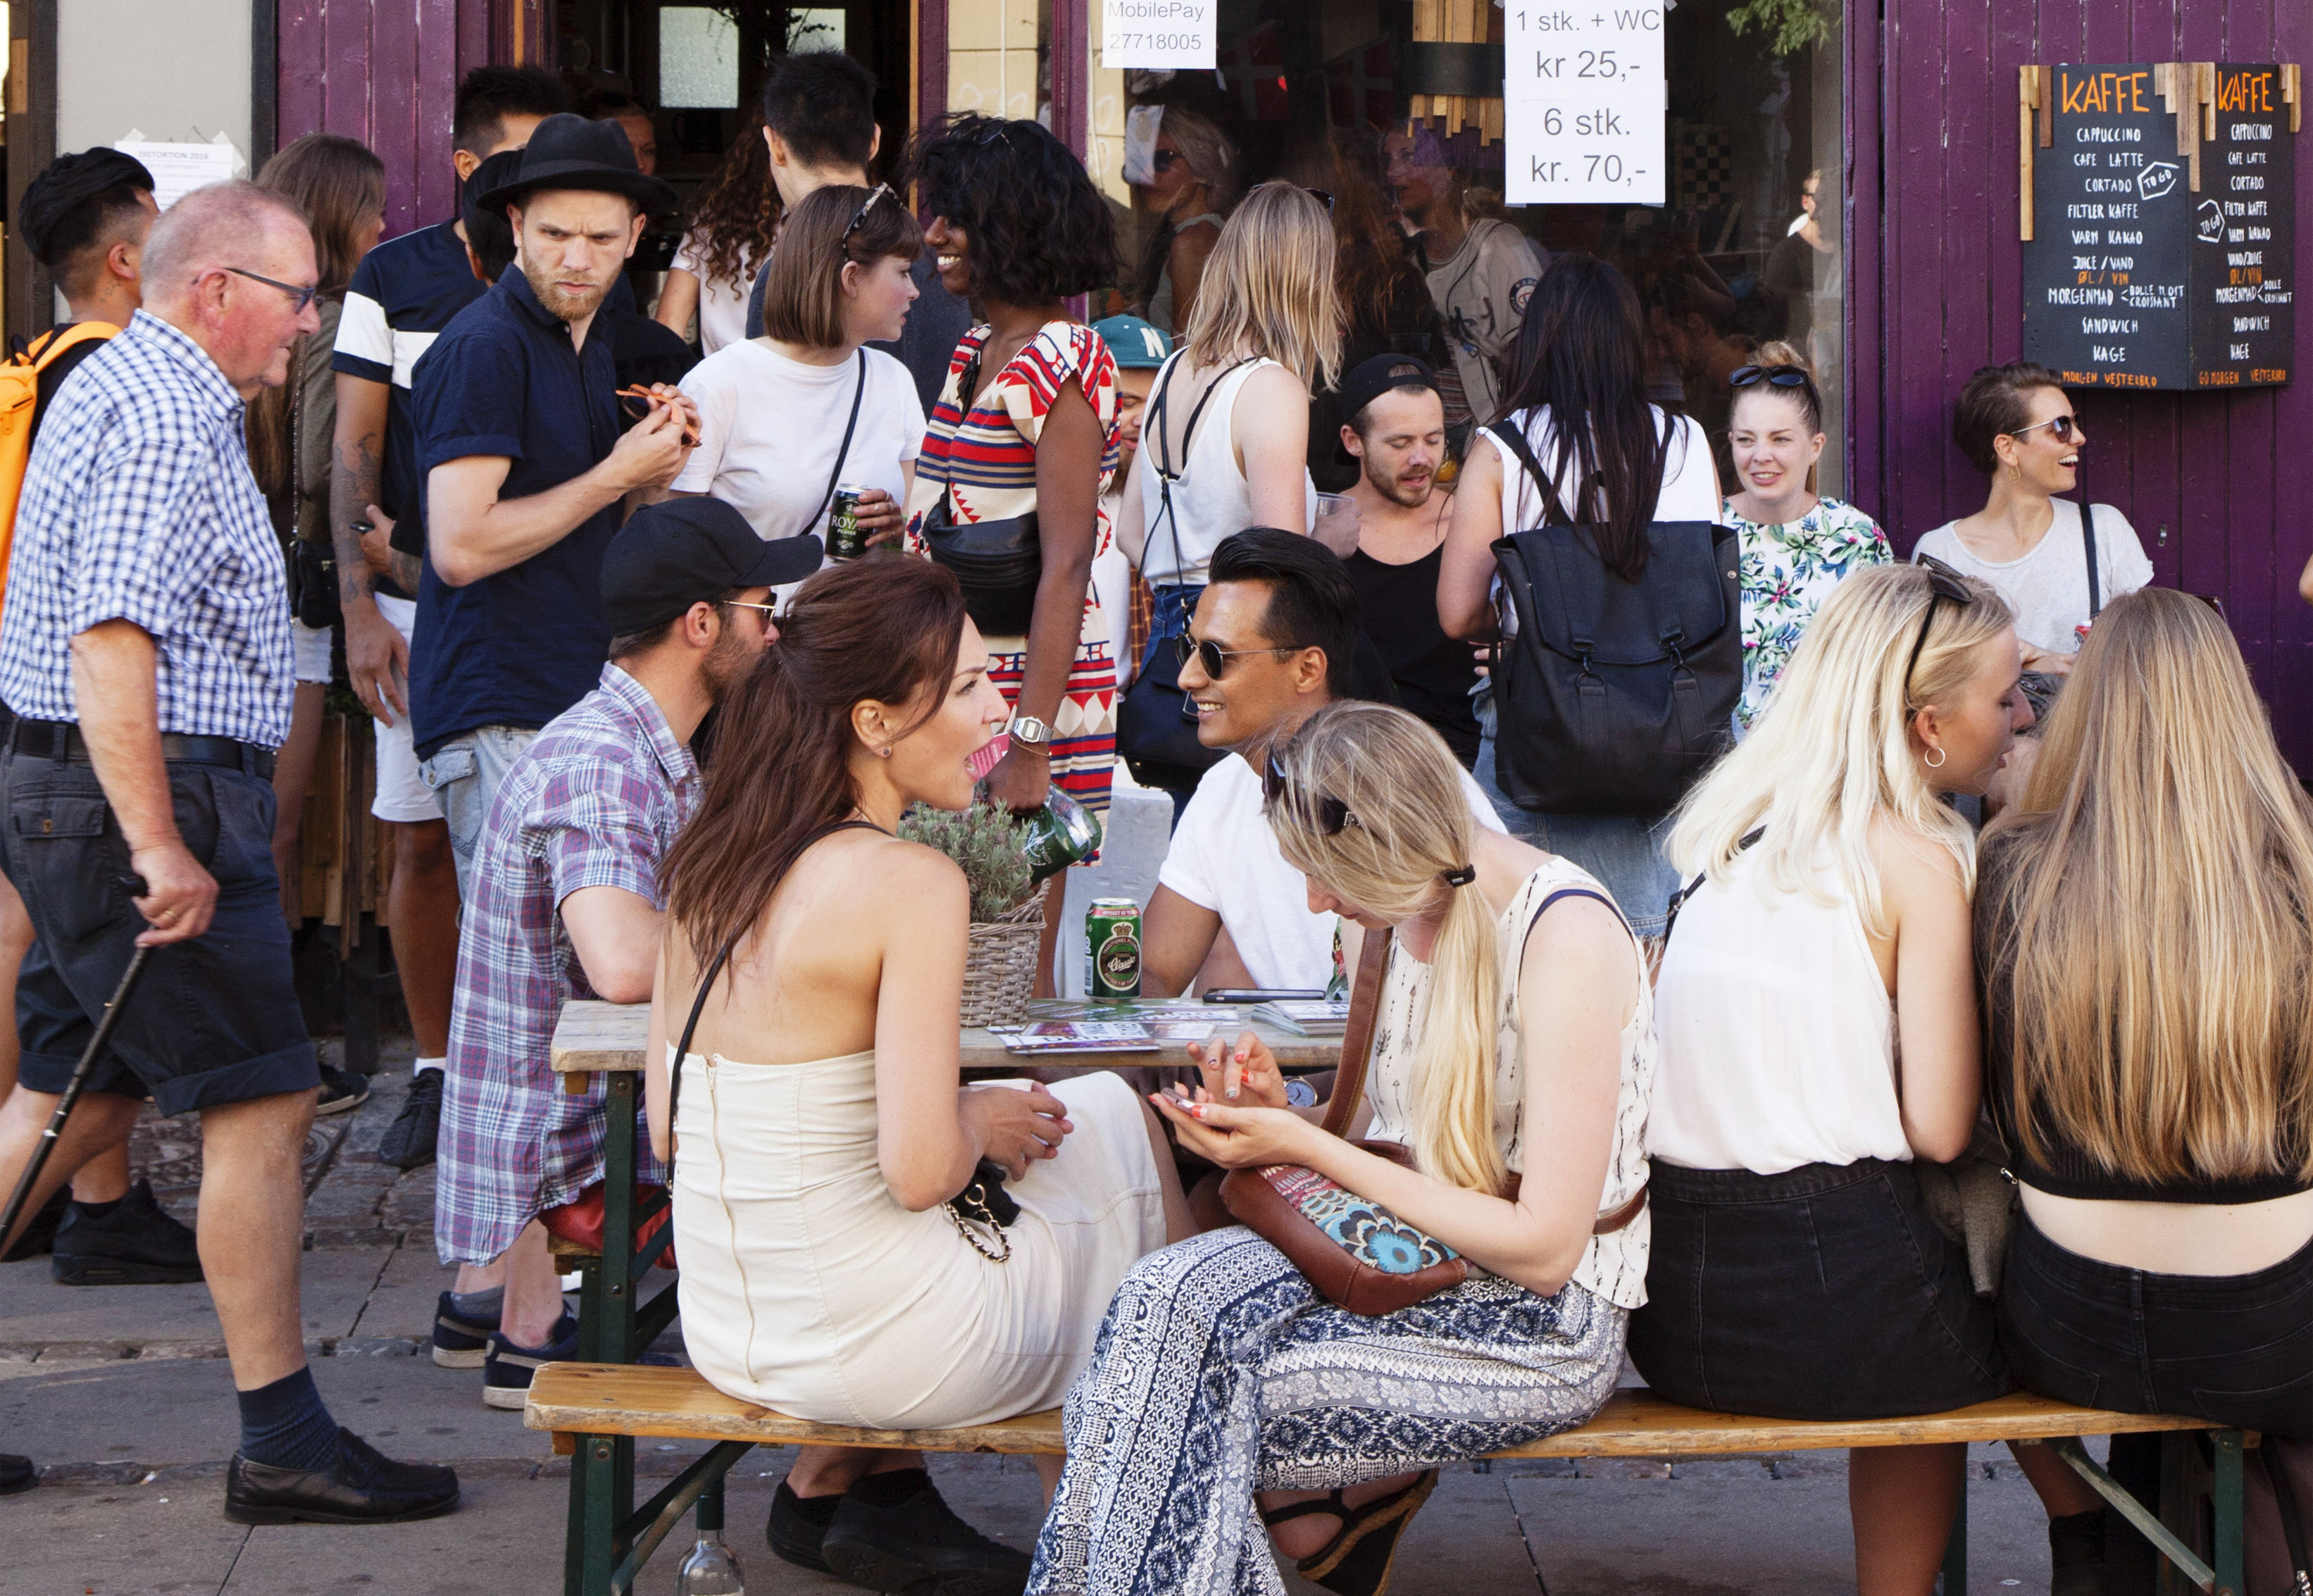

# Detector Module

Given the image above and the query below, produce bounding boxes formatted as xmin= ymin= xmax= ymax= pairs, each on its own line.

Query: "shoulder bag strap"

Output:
xmin=1660 ymin=826 xmax=1762 ymax=947
xmin=1146 ymin=352 xmax=1249 ymax=604
xmin=2081 ymin=500 xmax=2102 ymax=618
xmin=806 ymin=349 xmax=869 ymax=539
xmin=936 ymin=343 xmax=987 ymax=524
xmin=1318 ymin=923 xmax=1395 ymax=1137
xmin=664 ymin=818 xmax=889 ymax=1181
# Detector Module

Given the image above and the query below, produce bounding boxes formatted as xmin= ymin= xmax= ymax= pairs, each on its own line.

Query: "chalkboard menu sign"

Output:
xmin=2022 ymin=63 xmax=2297 ymax=390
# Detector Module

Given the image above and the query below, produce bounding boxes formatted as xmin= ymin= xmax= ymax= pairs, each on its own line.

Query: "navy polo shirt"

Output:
xmin=406 ymin=265 xmax=623 ymax=759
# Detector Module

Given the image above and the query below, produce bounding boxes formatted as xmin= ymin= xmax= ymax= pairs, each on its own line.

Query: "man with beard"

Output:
xmin=432 ymin=497 xmax=817 ymax=1408
xmin=1337 ymin=356 xmax=1483 ymax=766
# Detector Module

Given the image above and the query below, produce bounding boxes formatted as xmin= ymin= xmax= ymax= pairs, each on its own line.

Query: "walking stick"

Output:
xmin=0 ymin=942 xmax=154 ymax=1249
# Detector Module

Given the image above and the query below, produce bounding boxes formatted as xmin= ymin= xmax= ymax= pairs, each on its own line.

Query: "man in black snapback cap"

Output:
xmin=428 ymin=495 xmax=816 ymax=1411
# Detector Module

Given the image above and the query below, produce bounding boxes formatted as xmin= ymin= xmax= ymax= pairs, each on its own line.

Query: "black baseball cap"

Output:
xmin=1338 ymin=354 xmax=1441 ymax=430
xmin=602 ymin=497 xmax=825 ymax=632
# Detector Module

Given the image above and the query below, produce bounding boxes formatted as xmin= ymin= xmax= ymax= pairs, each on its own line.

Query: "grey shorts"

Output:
xmin=418 ymin=724 xmax=537 ymax=897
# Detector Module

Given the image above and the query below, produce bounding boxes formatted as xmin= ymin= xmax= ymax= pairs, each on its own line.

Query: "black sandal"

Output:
xmin=1259 ymin=1471 xmax=1438 ymax=1596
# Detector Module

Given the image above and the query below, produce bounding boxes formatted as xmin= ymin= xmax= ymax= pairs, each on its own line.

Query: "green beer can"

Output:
xmin=1085 ymin=899 xmax=1142 ymax=999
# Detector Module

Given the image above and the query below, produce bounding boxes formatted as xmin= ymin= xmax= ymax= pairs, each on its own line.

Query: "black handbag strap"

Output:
xmin=1145 ymin=353 xmax=1252 ymax=603
xmin=2081 ymin=500 xmax=2102 ymax=618
xmin=806 ymin=349 xmax=868 ymax=540
xmin=663 ymin=817 xmax=888 ymax=1181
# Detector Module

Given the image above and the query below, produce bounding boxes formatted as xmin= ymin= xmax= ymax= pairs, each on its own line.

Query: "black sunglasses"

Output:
xmin=1903 ymin=554 xmax=1978 ymax=704
xmin=1304 ymin=187 xmax=1336 ymax=215
xmin=1261 ymin=747 xmax=1354 ymax=835
xmin=1729 ymin=363 xmax=1811 ymax=392
xmin=1173 ymin=633 xmax=1307 ymax=679
xmin=225 ymin=266 xmax=322 ymax=315
xmin=843 ymin=182 xmax=894 ymax=240
xmin=1151 ymin=148 xmax=1183 ymax=173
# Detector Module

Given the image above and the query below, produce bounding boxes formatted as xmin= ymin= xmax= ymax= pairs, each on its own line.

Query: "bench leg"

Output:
xmin=1940 ymin=1485 xmax=1967 ymax=1596
xmin=600 ymin=1074 xmax=638 ymax=1367
xmin=2052 ymin=1437 xmax=2222 ymax=1592
xmin=568 ymin=1435 xmax=621 ymax=1596
xmin=2212 ymin=1434 xmax=2245 ymax=1596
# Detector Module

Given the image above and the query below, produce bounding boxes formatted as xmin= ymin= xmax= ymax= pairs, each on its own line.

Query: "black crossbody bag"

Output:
xmin=919 ymin=344 xmax=1042 ymax=635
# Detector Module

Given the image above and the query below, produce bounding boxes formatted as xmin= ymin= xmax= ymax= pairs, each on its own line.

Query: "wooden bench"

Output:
xmin=528 ymin=1362 xmax=2248 ymax=1596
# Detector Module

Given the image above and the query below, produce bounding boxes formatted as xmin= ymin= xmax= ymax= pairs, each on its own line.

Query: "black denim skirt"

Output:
xmin=2000 ymin=1211 xmax=2313 ymax=1437
xmin=1628 ymin=1157 xmax=2009 ymax=1419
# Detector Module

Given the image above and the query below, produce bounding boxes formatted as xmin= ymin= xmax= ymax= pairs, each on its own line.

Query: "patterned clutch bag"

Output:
xmin=1221 ymin=1140 xmax=1467 ymax=1316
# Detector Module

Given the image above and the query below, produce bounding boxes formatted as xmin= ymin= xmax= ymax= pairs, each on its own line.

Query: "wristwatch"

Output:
xmin=1006 ymin=714 xmax=1054 ymax=754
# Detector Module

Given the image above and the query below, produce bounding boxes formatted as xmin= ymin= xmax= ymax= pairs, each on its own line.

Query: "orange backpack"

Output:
xmin=0 ymin=322 xmax=120 ymax=611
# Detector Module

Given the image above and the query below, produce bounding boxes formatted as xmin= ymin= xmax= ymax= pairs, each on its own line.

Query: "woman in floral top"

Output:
xmin=1722 ymin=345 xmax=1890 ymax=730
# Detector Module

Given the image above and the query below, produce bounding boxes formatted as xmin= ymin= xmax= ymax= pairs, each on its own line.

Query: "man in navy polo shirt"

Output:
xmin=408 ymin=114 xmax=693 ymax=897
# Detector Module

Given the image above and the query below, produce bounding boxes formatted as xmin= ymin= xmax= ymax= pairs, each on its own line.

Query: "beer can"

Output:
xmin=827 ymin=483 xmax=869 ymax=560
xmin=1085 ymin=898 xmax=1142 ymax=999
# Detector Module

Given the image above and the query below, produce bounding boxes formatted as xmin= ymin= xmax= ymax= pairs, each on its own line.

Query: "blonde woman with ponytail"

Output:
xmin=1031 ymin=702 xmax=1653 ymax=1596
xmin=1631 ymin=562 xmax=2080 ymax=1596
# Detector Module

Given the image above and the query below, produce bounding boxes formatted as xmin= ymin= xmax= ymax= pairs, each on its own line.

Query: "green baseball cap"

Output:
xmin=1091 ymin=314 xmax=1173 ymax=369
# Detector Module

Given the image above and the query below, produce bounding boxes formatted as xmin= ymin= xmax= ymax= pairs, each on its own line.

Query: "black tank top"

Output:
xmin=1343 ymin=541 xmax=1482 ymax=768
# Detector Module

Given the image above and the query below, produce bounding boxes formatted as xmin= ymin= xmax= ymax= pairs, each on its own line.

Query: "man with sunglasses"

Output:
xmin=1140 ymin=530 xmax=1504 ymax=997
xmin=433 ymin=496 xmax=813 ymax=1411
xmin=0 ymin=180 xmax=462 ymax=1523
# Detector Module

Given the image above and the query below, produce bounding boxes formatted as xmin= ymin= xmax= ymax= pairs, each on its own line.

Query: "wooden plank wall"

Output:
xmin=275 ymin=0 xmax=500 ymax=241
xmin=1856 ymin=0 xmax=2313 ymax=767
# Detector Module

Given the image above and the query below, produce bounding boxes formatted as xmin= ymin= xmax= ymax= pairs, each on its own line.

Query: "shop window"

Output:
xmin=659 ymin=6 xmax=742 ymax=108
xmin=1106 ymin=0 xmax=1848 ymax=497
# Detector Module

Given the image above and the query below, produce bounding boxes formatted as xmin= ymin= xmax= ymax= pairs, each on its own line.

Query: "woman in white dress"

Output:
xmin=647 ymin=556 xmax=1192 ymax=1592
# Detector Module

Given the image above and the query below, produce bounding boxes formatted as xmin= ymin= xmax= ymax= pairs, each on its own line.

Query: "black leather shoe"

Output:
xmin=51 ymin=1178 xmax=204 ymax=1285
xmin=821 ymin=1476 xmax=1031 ymax=1596
xmin=377 ymin=1070 xmax=442 ymax=1170
xmin=0 ymin=1454 xmax=35 ymax=1495
xmin=224 ymin=1430 xmax=460 ymax=1525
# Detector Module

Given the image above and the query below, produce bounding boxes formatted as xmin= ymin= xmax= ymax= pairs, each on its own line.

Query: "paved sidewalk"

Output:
xmin=1 ymin=1052 xmax=2074 ymax=1595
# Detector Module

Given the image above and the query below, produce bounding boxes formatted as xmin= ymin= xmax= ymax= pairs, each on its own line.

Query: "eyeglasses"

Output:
xmin=1902 ymin=554 xmax=1978 ymax=705
xmin=2009 ymin=412 xmax=2079 ymax=444
xmin=843 ymin=183 xmax=894 ymax=241
xmin=1173 ymin=633 xmax=1308 ymax=679
xmin=225 ymin=267 xmax=322 ymax=315
xmin=615 ymin=385 xmax=702 ymax=447
xmin=1729 ymin=363 xmax=1811 ymax=392
xmin=1261 ymin=747 xmax=1354 ymax=835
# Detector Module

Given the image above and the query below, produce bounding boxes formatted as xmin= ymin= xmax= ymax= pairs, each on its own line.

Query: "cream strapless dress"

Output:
xmin=671 ymin=1050 xmax=1166 ymax=1429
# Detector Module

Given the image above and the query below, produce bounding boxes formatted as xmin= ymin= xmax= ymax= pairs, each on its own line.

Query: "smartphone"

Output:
xmin=1201 ymin=989 xmax=1327 ymax=1004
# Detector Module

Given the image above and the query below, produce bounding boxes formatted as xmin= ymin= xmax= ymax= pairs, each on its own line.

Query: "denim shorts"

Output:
xmin=1 ymin=747 xmax=318 ymax=1115
xmin=1628 ymin=1157 xmax=2009 ymax=1419
xmin=419 ymin=723 xmax=538 ymax=895
xmin=2000 ymin=1211 xmax=2313 ymax=1436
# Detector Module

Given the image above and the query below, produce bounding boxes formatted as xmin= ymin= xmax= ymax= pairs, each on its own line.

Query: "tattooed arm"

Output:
xmin=332 ymin=370 xmax=412 ymax=725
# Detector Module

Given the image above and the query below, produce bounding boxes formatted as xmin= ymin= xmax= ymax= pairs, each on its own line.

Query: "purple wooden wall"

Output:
xmin=275 ymin=1 xmax=502 ymax=242
xmin=1852 ymin=0 xmax=2313 ymax=767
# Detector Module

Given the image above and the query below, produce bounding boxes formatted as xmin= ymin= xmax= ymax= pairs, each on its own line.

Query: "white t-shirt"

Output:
xmin=1159 ymin=751 xmax=1508 ymax=990
xmin=673 ymin=342 xmax=926 ymax=546
xmin=1910 ymin=500 xmax=2153 ymax=655
xmin=670 ymin=235 xmax=761 ymax=357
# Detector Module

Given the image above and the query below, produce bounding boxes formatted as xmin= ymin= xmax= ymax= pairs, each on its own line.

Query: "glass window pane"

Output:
xmin=788 ymin=8 xmax=848 ymax=52
xmin=659 ymin=6 xmax=740 ymax=109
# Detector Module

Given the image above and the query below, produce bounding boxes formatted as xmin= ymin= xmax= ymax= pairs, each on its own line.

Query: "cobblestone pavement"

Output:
xmin=1 ymin=1047 xmax=2073 ymax=1595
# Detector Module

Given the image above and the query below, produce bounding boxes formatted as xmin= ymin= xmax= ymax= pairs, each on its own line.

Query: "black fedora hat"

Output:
xmin=474 ymin=112 xmax=680 ymax=219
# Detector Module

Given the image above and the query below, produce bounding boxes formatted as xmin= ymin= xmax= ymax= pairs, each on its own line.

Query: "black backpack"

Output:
xmin=1486 ymin=420 xmax=1740 ymax=816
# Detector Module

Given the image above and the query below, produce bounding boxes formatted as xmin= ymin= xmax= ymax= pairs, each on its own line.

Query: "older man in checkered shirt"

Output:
xmin=0 ymin=181 xmax=458 ymax=1526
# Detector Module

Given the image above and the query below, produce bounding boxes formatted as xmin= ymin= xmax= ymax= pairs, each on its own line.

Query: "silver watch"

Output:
xmin=1007 ymin=714 xmax=1054 ymax=752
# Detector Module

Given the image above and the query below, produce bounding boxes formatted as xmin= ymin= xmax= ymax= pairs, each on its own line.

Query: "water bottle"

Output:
xmin=1017 ymin=785 xmax=1103 ymax=883
xmin=675 ymin=1479 xmax=744 ymax=1595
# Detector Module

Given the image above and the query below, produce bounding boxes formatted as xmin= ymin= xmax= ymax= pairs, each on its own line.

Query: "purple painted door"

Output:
xmin=1852 ymin=0 xmax=2313 ymax=767
xmin=275 ymin=0 xmax=506 ymax=242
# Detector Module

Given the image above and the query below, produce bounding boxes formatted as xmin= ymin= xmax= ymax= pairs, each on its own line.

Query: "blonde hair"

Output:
xmin=1668 ymin=564 xmax=2014 ymax=933
xmin=1157 ymin=107 xmax=1244 ymax=212
xmin=1183 ymin=182 xmax=1342 ymax=391
xmin=1985 ymin=587 xmax=2313 ymax=1185
xmin=1267 ymin=703 xmax=1506 ymax=1195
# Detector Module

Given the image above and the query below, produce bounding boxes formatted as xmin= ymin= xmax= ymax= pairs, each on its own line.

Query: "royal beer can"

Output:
xmin=827 ymin=483 xmax=869 ymax=560
xmin=1086 ymin=899 xmax=1142 ymax=999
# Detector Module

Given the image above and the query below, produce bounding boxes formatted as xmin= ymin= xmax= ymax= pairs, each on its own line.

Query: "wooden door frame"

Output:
xmin=6 ymin=0 xmax=58 ymax=342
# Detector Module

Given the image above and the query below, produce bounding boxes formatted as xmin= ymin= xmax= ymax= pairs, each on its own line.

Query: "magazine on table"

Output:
xmin=1252 ymin=999 xmax=1351 ymax=1037
xmin=1000 ymin=1021 xmax=1161 ymax=1055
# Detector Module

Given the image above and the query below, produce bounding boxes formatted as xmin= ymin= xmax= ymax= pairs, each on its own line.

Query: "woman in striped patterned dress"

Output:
xmin=903 ymin=116 xmax=1125 ymax=847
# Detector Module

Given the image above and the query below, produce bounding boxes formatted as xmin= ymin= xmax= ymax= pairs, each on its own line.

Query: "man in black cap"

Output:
xmin=430 ymin=497 xmax=816 ymax=1408
xmin=13 ymin=149 xmax=156 ymax=433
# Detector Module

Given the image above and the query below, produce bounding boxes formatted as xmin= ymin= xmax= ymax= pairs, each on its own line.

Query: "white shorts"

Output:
xmin=291 ymin=618 xmax=333 ymax=686
xmin=370 ymin=594 xmax=443 ymax=824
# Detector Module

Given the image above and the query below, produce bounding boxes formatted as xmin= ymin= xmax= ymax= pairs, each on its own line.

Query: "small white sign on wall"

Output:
xmin=1102 ymin=0 xmax=1216 ymax=70
xmin=1502 ymin=3 xmax=1667 ymax=206
xmin=113 ymin=134 xmax=243 ymax=211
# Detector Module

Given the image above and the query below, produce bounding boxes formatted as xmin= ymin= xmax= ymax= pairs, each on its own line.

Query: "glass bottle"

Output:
xmin=1017 ymin=785 xmax=1104 ymax=883
xmin=675 ymin=1479 xmax=744 ymax=1595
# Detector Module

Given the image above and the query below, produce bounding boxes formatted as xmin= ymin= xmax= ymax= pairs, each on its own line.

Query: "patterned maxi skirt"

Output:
xmin=1027 ymin=1228 xmax=1627 ymax=1596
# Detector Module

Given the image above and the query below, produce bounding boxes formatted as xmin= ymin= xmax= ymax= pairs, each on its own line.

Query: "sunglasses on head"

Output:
xmin=2009 ymin=413 xmax=2079 ymax=444
xmin=843 ymin=182 xmax=894 ymax=240
xmin=1902 ymin=554 xmax=1978 ymax=704
xmin=1261 ymin=747 xmax=1354 ymax=835
xmin=1303 ymin=187 xmax=1336 ymax=214
xmin=1728 ymin=363 xmax=1810 ymax=392
xmin=1172 ymin=633 xmax=1308 ymax=679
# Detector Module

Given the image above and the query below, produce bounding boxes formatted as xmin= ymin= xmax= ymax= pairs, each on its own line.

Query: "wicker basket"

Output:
xmin=960 ymin=897 xmax=1046 ymax=1028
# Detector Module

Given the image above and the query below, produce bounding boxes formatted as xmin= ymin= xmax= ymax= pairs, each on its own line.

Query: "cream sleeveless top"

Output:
xmin=1363 ymin=857 xmax=1656 ymax=1309
xmin=1134 ymin=352 xmax=1320 ymax=587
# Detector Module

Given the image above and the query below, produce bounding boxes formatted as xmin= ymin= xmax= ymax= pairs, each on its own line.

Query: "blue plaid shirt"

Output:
xmin=0 ymin=311 xmax=293 ymax=747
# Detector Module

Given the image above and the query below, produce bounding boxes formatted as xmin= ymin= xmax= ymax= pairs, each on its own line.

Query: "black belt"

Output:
xmin=8 ymin=717 xmax=277 ymax=780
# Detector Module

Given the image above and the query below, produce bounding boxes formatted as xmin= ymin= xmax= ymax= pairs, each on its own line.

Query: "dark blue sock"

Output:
xmin=237 ymin=1366 xmax=341 ymax=1472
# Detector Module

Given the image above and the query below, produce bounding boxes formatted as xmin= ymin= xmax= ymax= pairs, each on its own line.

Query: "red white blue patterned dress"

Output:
xmin=905 ymin=321 xmax=1122 ymax=816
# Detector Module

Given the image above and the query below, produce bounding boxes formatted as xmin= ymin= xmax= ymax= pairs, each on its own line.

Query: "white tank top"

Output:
xmin=1649 ymin=845 xmax=1908 ymax=1174
xmin=1135 ymin=353 xmax=1321 ymax=587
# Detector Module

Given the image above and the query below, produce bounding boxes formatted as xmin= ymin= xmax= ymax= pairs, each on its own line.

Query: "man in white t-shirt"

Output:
xmin=1143 ymin=529 xmax=1505 ymax=995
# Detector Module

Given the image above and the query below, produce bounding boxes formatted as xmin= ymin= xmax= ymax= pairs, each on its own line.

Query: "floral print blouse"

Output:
xmin=1728 ymin=496 xmax=1891 ymax=731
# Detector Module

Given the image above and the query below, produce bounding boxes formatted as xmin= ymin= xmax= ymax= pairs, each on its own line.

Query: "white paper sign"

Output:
xmin=113 ymin=137 xmax=242 ymax=211
xmin=1503 ymin=3 xmax=1666 ymax=98
xmin=1504 ymin=89 xmax=1666 ymax=204
xmin=1102 ymin=0 xmax=1216 ymax=70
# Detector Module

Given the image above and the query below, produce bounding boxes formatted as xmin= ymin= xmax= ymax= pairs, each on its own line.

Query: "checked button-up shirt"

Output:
xmin=0 ymin=311 xmax=293 ymax=747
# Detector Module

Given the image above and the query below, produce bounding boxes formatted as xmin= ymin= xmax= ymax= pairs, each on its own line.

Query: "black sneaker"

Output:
xmin=2049 ymin=1508 xmax=2107 ymax=1596
xmin=224 ymin=1429 xmax=459 ymax=1525
xmin=0 ymin=1454 xmax=33 ymax=1495
xmin=51 ymin=1178 xmax=204 ymax=1285
xmin=768 ymin=1479 xmax=840 ymax=1573
xmin=1 ymin=1185 xmax=68 ymax=1261
xmin=377 ymin=1070 xmax=443 ymax=1170
xmin=316 ymin=1064 xmax=370 ymax=1116
xmin=821 ymin=1473 xmax=1033 ymax=1596
xmin=480 ymin=1312 xmax=578 ymax=1410
xmin=430 ymin=1290 xmax=499 ymax=1369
